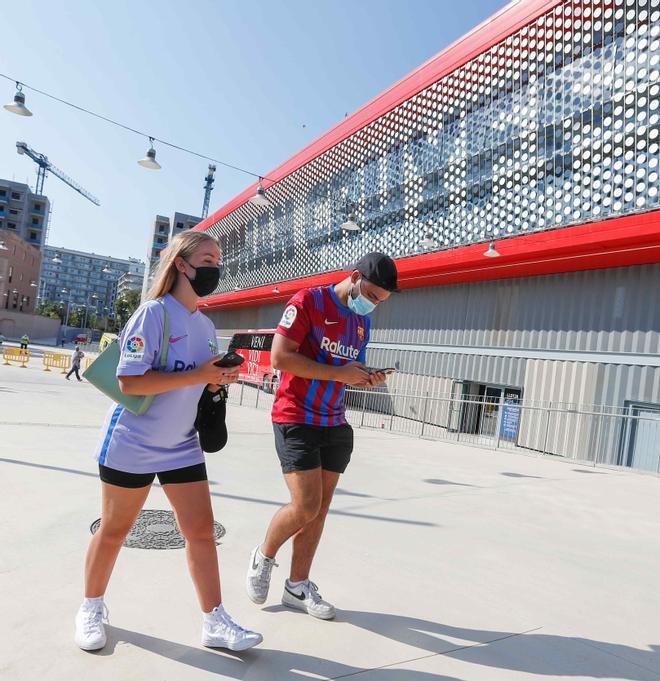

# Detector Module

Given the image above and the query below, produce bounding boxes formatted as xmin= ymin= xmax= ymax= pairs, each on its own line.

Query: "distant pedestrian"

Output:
xmin=66 ymin=346 xmax=84 ymax=381
xmin=20 ymin=334 xmax=29 ymax=350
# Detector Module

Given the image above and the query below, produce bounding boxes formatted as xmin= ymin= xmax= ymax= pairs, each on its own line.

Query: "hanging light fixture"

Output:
xmin=0 ymin=239 xmax=8 ymax=250
xmin=3 ymin=82 xmax=32 ymax=117
xmin=30 ymin=280 xmax=37 ymax=287
xmin=484 ymin=242 xmax=500 ymax=258
xmin=138 ymin=137 xmax=161 ymax=169
xmin=419 ymin=233 xmax=437 ymax=250
xmin=340 ymin=213 xmax=360 ymax=232
xmin=52 ymin=253 xmax=62 ymax=264
xmin=249 ymin=179 xmax=271 ymax=208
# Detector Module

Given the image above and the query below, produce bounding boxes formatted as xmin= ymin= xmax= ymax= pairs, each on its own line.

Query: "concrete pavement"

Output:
xmin=1 ymin=359 xmax=659 ymax=680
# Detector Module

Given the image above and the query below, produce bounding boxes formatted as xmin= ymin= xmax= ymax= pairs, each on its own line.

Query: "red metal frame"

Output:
xmin=199 ymin=211 xmax=660 ymax=311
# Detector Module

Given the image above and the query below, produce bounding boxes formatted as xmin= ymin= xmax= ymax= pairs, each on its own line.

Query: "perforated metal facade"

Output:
xmin=206 ymin=0 xmax=660 ymax=295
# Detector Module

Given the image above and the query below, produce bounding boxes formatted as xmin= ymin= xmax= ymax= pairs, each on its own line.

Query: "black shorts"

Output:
xmin=273 ymin=423 xmax=353 ymax=474
xmin=99 ymin=462 xmax=208 ymax=489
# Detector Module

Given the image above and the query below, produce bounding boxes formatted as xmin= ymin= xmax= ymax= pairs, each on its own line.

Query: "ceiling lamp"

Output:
xmin=3 ymin=82 xmax=32 ymax=117
xmin=340 ymin=213 xmax=360 ymax=232
xmin=249 ymin=180 xmax=271 ymax=208
xmin=138 ymin=137 xmax=161 ymax=169
xmin=484 ymin=242 xmax=500 ymax=258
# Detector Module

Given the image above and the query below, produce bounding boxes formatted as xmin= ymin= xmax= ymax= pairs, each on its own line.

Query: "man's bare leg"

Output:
xmin=289 ymin=469 xmax=340 ymax=581
xmin=261 ymin=468 xmax=323 ymax=558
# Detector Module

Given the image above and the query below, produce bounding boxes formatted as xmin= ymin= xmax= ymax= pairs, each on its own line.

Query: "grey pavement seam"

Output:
xmin=571 ymin=638 xmax=660 ymax=679
xmin=327 ymin=626 xmax=544 ymax=680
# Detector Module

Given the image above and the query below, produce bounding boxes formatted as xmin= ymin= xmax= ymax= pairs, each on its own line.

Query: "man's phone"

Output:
xmin=214 ymin=351 xmax=245 ymax=368
xmin=368 ymin=367 xmax=396 ymax=375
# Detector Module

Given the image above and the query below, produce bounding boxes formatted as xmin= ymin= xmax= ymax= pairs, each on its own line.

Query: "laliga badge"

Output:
xmin=123 ymin=335 xmax=145 ymax=361
xmin=279 ymin=305 xmax=297 ymax=329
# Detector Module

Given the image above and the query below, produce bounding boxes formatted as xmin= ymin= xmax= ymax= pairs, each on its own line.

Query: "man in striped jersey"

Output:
xmin=246 ymin=252 xmax=399 ymax=619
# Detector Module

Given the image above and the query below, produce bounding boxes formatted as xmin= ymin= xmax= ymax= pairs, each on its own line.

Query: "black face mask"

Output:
xmin=185 ymin=263 xmax=220 ymax=297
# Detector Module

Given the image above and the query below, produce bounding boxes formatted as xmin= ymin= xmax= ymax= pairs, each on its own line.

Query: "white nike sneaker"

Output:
xmin=74 ymin=599 xmax=109 ymax=651
xmin=246 ymin=545 xmax=278 ymax=604
xmin=281 ymin=580 xmax=336 ymax=620
xmin=201 ymin=606 xmax=263 ymax=651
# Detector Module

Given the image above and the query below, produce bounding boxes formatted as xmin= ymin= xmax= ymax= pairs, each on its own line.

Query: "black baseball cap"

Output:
xmin=352 ymin=252 xmax=400 ymax=292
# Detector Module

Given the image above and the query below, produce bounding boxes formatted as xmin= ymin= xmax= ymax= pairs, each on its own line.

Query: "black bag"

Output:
xmin=195 ymin=385 xmax=228 ymax=453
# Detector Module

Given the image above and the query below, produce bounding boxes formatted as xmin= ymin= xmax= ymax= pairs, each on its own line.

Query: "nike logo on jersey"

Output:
xmin=169 ymin=334 xmax=188 ymax=343
xmin=284 ymin=586 xmax=306 ymax=601
xmin=324 ymin=319 xmax=338 ymax=325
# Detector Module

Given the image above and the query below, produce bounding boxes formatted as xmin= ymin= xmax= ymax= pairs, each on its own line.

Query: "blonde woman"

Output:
xmin=75 ymin=232 xmax=262 ymax=652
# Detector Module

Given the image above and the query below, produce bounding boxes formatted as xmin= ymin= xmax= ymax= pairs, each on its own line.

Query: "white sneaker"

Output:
xmin=246 ymin=545 xmax=278 ymax=604
xmin=282 ymin=580 xmax=336 ymax=620
xmin=74 ymin=599 xmax=109 ymax=650
xmin=201 ymin=606 xmax=263 ymax=651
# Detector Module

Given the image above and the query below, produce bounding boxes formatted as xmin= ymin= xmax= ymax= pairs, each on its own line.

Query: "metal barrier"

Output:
xmin=227 ymin=379 xmax=660 ymax=475
xmin=42 ymin=352 xmax=72 ymax=373
xmin=83 ymin=355 xmax=97 ymax=370
xmin=2 ymin=347 xmax=30 ymax=368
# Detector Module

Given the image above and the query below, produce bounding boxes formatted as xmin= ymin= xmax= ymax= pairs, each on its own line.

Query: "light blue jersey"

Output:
xmin=94 ymin=294 xmax=218 ymax=473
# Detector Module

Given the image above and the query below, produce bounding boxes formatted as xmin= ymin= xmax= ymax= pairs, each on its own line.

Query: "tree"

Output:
xmin=115 ymin=289 xmax=141 ymax=330
xmin=68 ymin=306 xmax=85 ymax=328
xmin=36 ymin=301 xmax=64 ymax=321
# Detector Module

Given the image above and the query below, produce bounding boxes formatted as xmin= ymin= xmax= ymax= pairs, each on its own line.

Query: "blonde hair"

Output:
xmin=147 ymin=231 xmax=220 ymax=300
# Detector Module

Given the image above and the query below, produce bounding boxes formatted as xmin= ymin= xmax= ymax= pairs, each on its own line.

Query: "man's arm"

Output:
xmin=271 ymin=334 xmax=369 ymax=386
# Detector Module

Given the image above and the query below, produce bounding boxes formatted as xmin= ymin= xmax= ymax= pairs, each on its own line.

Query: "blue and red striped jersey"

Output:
xmin=271 ymin=285 xmax=371 ymax=426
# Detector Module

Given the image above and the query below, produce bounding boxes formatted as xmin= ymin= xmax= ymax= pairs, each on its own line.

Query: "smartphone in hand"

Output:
xmin=214 ymin=351 xmax=245 ymax=368
xmin=367 ymin=367 xmax=396 ymax=375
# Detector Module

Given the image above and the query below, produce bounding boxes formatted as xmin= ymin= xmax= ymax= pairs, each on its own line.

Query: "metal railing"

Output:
xmin=227 ymin=378 xmax=660 ymax=475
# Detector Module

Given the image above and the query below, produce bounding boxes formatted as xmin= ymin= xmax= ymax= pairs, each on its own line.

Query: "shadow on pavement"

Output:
xmin=423 ymin=479 xmax=478 ymax=487
xmin=98 ymin=625 xmax=460 ymax=680
xmin=500 ymin=472 xmax=544 ymax=479
xmin=0 ymin=457 xmax=437 ymax=527
xmin=324 ymin=610 xmax=660 ymax=680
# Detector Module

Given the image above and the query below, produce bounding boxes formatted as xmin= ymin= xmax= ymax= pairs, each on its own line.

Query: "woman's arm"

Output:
xmin=119 ymin=357 xmax=239 ymax=396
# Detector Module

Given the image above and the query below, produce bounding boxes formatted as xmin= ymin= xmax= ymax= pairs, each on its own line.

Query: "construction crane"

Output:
xmin=16 ymin=141 xmax=100 ymax=206
xmin=201 ymin=164 xmax=216 ymax=219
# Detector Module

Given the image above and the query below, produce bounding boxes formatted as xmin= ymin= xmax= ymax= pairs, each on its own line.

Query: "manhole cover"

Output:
xmin=90 ymin=509 xmax=226 ymax=550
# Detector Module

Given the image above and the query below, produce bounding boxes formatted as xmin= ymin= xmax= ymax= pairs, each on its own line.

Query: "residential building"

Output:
xmin=117 ymin=260 xmax=146 ymax=298
xmin=41 ymin=246 xmax=141 ymax=318
xmin=141 ymin=212 xmax=201 ymax=299
xmin=0 ymin=230 xmax=40 ymax=313
xmin=0 ymin=179 xmax=50 ymax=250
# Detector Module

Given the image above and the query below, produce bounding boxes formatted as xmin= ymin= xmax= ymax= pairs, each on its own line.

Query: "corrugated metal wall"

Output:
xmin=207 ymin=263 xmax=660 ymax=409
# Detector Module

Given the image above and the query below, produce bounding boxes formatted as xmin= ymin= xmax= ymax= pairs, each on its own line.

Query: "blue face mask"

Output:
xmin=347 ymin=279 xmax=376 ymax=316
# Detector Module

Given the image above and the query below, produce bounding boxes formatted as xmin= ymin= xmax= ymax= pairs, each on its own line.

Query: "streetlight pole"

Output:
xmin=82 ymin=293 xmax=99 ymax=337
xmin=61 ymin=288 xmax=75 ymax=344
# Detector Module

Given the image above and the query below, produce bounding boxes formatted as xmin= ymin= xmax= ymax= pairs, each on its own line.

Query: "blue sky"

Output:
xmin=0 ymin=0 xmax=505 ymax=262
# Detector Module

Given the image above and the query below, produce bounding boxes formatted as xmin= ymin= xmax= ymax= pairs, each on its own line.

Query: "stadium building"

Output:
xmin=196 ymin=0 xmax=660 ymax=470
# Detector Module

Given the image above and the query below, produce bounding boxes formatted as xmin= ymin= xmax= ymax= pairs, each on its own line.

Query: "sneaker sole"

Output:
xmin=281 ymin=598 xmax=336 ymax=620
xmin=75 ymin=636 xmax=106 ymax=651
xmin=246 ymin=590 xmax=267 ymax=605
xmin=202 ymin=634 xmax=263 ymax=651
